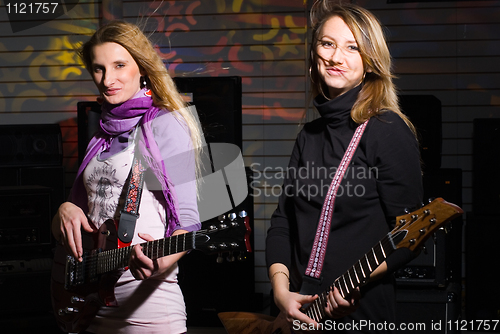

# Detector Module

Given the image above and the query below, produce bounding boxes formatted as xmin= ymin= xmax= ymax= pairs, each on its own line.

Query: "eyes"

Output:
xmin=92 ymin=63 xmax=126 ymax=73
xmin=318 ymin=39 xmax=360 ymax=54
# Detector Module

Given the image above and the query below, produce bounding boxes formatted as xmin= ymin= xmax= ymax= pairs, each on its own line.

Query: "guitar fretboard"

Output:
xmin=303 ymin=232 xmax=398 ymax=323
xmin=96 ymin=233 xmax=196 ymax=274
xmin=69 ymin=232 xmax=199 ymax=286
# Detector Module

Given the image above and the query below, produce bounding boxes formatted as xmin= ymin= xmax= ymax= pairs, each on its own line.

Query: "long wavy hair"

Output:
xmin=309 ymin=0 xmax=415 ymax=134
xmin=79 ymin=20 xmax=203 ymax=177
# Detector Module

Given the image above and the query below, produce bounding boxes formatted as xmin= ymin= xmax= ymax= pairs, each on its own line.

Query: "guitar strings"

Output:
xmin=75 ymin=234 xmax=196 ymax=280
xmin=72 ymin=227 xmax=236 ymax=283
xmin=303 ymin=216 xmax=421 ymax=323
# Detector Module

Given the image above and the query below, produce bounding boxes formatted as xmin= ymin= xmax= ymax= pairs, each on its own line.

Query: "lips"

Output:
xmin=104 ymin=88 xmax=121 ymax=96
xmin=326 ymin=67 xmax=345 ymax=75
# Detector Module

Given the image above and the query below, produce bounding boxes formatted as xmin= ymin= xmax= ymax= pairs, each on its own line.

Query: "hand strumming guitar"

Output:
xmin=52 ymin=202 xmax=95 ymax=262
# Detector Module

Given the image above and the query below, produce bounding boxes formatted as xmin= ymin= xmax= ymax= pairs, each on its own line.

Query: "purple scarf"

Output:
xmin=69 ymin=92 xmax=180 ymax=237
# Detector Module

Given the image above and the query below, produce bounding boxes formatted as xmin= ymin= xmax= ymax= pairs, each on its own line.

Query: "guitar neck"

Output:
xmin=303 ymin=233 xmax=396 ymax=323
xmin=96 ymin=232 xmax=196 ymax=275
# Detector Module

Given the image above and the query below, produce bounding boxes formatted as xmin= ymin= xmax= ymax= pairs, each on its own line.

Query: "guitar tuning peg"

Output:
xmin=237 ymin=252 xmax=246 ymax=261
xmin=239 ymin=210 xmax=248 ymax=218
xmin=420 ymin=202 xmax=425 ymax=208
xmin=404 ymin=208 xmax=411 ymax=214
xmin=422 ymin=246 xmax=428 ymax=255
xmin=226 ymin=252 xmax=235 ymax=262
xmin=427 ymin=197 xmax=435 ymax=203
xmin=217 ymin=214 xmax=226 ymax=222
xmin=228 ymin=212 xmax=237 ymax=221
xmin=216 ymin=253 xmax=224 ymax=264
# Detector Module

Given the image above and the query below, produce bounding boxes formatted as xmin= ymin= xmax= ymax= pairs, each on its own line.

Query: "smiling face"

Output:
xmin=90 ymin=42 xmax=144 ymax=105
xmin=315 ymin=16 xmax=366 ymax=99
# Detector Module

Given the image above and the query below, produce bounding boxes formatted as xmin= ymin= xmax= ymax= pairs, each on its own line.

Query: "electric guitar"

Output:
xmin=218 ymin=198 xmax=463 ymax=334
xmin=51 ymin=212 xmax=252 ymax=333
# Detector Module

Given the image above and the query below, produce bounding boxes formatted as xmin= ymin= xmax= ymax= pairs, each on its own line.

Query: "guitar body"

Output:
xmin=51 ymin=219 xmax=123 ymax=333
xmin=50 ymin=213 xmax=252 ymax=333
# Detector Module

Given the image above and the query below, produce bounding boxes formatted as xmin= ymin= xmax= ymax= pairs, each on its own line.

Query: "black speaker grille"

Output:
xmin=0 ymin=124 xmax=62 ymax=167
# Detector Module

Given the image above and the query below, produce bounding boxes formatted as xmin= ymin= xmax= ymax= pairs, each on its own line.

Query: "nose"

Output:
xmin=102 ymin=70 xmax=114 ymax=87
xmin=330 ymin=46 xmax=343 ymax=64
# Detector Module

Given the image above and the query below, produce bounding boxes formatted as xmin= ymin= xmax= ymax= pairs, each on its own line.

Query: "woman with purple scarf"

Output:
xmin=52 ymin=21 xmax=203 ymax=334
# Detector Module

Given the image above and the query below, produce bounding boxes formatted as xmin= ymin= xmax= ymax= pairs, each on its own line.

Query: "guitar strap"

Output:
xmin=301 ymin=120 xmax=369 ymax=293
xmin=117 ymin=156 xmax=146 ymax=244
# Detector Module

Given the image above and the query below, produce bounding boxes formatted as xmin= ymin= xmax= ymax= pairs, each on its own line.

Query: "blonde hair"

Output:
xmin=79 ymin=20 xmax=203 ymax=176
xmin=309 ymin=0 xmax=415 ymax=134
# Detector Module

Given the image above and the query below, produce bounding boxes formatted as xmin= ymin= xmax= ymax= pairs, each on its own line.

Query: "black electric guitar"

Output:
xmin=51 ymin=212 xmax=252 ymax=333
xmin=218 ymin=198 xmax=463 ymax=334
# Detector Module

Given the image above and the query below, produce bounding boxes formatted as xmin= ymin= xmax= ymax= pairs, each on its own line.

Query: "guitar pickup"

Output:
xmin=58 ymin=306 xmax=79 ymax=316
xmin=71 ymin=296 xmax=85 ymax=303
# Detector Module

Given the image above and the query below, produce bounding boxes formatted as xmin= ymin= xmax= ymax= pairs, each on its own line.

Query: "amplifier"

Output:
xmin=173 ymin=76 xmax=243 ymax=149
xmin=0 ymin=124 xmax=62 ymax=167
xmin=0 ymin=166 xmax=65 ymax=219
xmin=396 ymin=283 xmax=461 ymax=334
xmin=178 ymin=168 xmax=255 ymax=327
xmin=399 ymin=95 xmax=442 ymax=170
xmin=0 ymin=259 xmax=61 ymax=333
xmin=465 ymin=213 xmax=500 ymax=326
xmin=0 ymin=186 xmax=52 ymax=255
xmin=395 ymin=169 xmax=463 ymax=287
xmin=0 ymin=257 xmax=52 ymax=275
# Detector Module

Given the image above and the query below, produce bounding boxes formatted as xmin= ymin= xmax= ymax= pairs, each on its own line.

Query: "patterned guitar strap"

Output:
xmin=301 ymin=120 xmax=369 ymax=294
xmin=117 ymin=156 xmax=146 ymax=244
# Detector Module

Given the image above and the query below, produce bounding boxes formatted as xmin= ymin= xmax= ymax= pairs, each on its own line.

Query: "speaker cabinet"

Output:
xmin=178 ymin=169 xmax=255 ymax=327
xmin=396 ymin=283 xmax=461 ymax=334
xmin=174 ymin=76 xmax=242 ymax=149
xmin=0 ymin=124 xmax=62 ymax=167
xmin=399 ymin=95 xmax=442 ymax=171
xmin=395 ymin=169 xmax=462 ymax=287
xmin=77 ymin=101 xmax=102 ymax=165
xmin=0 ymin=264 xmax=63 ymax=333
xmin=0 ymin=166 xmax=64 ymax=260
xmin=0 ymin=186 xmax=51 ymax=251
xmin=0 ymin=166 xmax=65 ymax=221
xmin=465 ymin=213 xmax=500 ymax=327
xmin=472 ymin=118 xmax=500 ymax=215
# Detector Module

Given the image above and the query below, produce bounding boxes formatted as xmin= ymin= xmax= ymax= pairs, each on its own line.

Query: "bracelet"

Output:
xmin=271 ymin=270 xmax=290 ymax=283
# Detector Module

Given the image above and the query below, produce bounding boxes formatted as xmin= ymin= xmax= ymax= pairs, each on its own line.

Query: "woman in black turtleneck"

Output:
xmin=266 ymin=2 xmax=422 ymax=333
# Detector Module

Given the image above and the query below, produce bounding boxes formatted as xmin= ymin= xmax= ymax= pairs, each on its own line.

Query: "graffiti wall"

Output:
xmin=1 ymin=0 xmax=500 ymax=299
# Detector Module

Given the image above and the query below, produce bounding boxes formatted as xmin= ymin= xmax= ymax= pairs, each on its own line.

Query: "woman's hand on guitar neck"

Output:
xmin=275 ymin=289 xmax=320 ymax=328
xmin=325 ymin=286 xmax=361 ymax=319
xmin=129 ymin=230 xmax=188 ymax=280
xmin=270 ymin=264 xmax=320 ymax=329
xmin=52 ymin=202 xmax=94 ymax=262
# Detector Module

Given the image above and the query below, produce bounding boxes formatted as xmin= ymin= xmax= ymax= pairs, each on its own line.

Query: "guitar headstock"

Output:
xmin=194 ymin=210 xmax=252 ymax=262
xmin=391 ymin=198 xmax=463 ymax=252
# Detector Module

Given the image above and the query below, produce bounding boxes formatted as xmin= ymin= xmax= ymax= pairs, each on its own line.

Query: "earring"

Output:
xmin=141 ymin=76 xmax=147 ymax=88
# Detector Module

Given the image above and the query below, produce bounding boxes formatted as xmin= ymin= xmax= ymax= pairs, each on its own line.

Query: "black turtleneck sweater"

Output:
xmin=266 ymin=85 xmax=423 ymax=331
